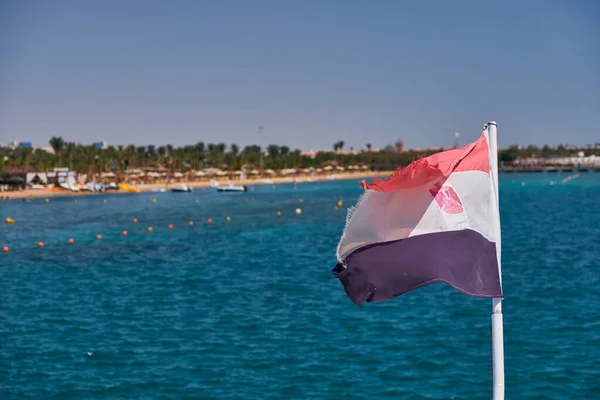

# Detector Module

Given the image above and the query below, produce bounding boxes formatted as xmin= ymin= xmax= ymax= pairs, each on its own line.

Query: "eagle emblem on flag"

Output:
xmin=429 ymin=183 xmax=464 ymax=214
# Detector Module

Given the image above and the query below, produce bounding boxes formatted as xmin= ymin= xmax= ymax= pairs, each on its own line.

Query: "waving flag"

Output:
xmin=333 ymin=131 xmax=503 ymax=306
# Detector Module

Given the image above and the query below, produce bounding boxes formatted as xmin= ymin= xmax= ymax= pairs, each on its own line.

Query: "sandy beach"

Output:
xmin=1 ymin=171 xmax=392 ymax=200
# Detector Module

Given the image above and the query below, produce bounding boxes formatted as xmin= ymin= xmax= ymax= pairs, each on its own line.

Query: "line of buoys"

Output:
xmin=5 ymin=196 xmax=336 ymax=253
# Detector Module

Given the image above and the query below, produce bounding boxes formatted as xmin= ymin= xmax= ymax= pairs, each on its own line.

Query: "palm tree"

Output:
xmin=136 ymin=146 xmax=146 ymax=168
xmin=366 ymin=143 xmax=372 ymax=152
xmin=229 ymin=144 xmax=239 ymax=170
xmin=165 ymin=145 xmax=174 ymax=168
xmin=116 ymin=145 xmax=125 ymax=172
xmin=216 ymin=143 xmax=226 ymax=166
xmin=280 ymin=145 xmax=290 ymax=168
xmin=105 ymin=146 xmax=118 ymax=173
xmin=81 ymin=146 xmax=95 ymax=180
xmin=49 ymin=136 xmax=65 ymax=167
xmin=147 ymin=145 xmax=156 ymax=163
xmin=266 ymin=145 xmax=279 ymax=168
xmin=124 ymin=145 xmax=136 ymax=170
xmin=22 ymin=148 xmax=33 ymax=168
xmin=292 ymin=149 xmax=301 ymax=168
xmin=158 ymin=146 xmax=166 ymax=157
xmin=65 ymin=142 xmax=75 ymax=169
xmin=333 ymin=141 xmax=345 ymax=153
xmin=207 ymin=144 xmax=216 ymax=167
xmin=192 ymin=142 xmax=204 ymax=168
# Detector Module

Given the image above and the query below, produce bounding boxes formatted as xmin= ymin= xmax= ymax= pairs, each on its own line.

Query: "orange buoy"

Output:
xmin=244 ymin=199 xmax=249 ymax=203
xmin=188 ymin=221 xmax=194 ymax=226
xmin=96 ymin=234 xmax=102 ymax=240
xmin=207 ymin=218 xmax=212 ymax=224
xmin=2 ymin=246 xmax=8 ymax=253
xmin=122 ymin=231 xmax=128 ymax=236
xmin=133 ymin=218 xmax=138 ymax=223
xmin=38 ymin=242 xmax=44 ymax=248
xmin=147 ymin=227 xmax=153 ymax=232
xmin=169 ymin=224 xmax=173 ymax=229
xmin=68 ymin=238 xmax=74 ymax=244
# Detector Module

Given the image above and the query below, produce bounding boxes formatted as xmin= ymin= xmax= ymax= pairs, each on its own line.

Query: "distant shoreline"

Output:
xmin=500 ymin=166 xmax=599 ymax=173
xmin=1 ymin=171 xmax=392 ymax=200
xmin=7 ymin=167 xmax=591 ymax=201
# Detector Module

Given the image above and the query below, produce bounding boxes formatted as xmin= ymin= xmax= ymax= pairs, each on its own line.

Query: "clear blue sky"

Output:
xmin=1 ymin=0 xmax=598 ymax=151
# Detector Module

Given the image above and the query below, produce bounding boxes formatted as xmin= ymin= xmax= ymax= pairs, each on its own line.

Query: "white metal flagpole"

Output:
xmin=486 ymin=121 xmax=505 ymax=400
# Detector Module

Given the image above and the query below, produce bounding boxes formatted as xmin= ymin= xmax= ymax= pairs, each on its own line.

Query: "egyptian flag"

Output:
xmin=333 ymin=130 xmax=503 ymax=306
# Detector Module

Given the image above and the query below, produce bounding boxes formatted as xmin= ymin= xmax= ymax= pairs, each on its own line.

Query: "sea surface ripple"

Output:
xmin=1 ymin=173 xmax=599 ymax=399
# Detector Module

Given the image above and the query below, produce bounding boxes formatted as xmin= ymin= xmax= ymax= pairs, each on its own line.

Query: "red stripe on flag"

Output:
xmin=361 ymin=132 xmax=490 ymax=193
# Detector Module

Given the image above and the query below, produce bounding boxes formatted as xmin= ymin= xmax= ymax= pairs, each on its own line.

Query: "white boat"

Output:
xmin=215 ymin=184 xmax=247 ymax=192
xmin=171 ymin=184 xmax=193 ymax=192
xmin=60 ymin=182 xmax=80 ymax=192
xmin=151 ymin=188 xmax=167 ymax=192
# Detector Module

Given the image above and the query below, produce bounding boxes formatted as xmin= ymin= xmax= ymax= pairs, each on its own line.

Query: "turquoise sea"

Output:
xmin=1 ymin=172 xmax=599 ymax=399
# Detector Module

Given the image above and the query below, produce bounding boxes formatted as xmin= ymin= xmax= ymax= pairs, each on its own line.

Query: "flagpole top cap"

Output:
xmin=483 ymin=121 xmax=497 ymax=130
